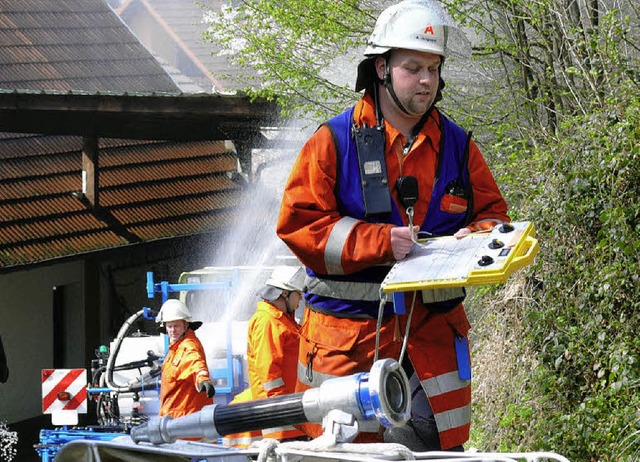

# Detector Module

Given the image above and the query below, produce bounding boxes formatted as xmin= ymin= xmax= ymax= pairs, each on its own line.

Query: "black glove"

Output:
xmin=198 ymin=380 xmax=216 ymax=398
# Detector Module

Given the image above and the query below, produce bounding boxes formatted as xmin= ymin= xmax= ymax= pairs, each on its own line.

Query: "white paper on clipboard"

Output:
xmin=381 ymin=221 xmax=539 ymax=293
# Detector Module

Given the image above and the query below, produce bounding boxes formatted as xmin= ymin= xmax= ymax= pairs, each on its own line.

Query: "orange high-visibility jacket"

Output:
xmin=277 ymin=95 xmax=508 ymax=276
xmin=223 ymin=301 xmax=304 ymax=446
xmin=247 ymin=301 xmax=304 ymax=440
xmin=159 ymin=329 xmax=212 ymax=419
xmin=277 ymin=94 xmax=509 ymax=448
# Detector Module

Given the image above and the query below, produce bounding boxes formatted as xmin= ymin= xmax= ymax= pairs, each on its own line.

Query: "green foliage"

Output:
xmin=199 ymin=0 xmax=380 ymax=120
xmin=518 ymin=101 xmax=640 ymax=461
xmin=454 ymin=3 xmax=640 ymax=455
xmin=469 ymin=28 xmax=640 ymax=461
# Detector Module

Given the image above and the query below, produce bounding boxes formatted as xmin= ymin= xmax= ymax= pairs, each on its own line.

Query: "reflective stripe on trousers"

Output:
xmin=421 ymin=371 xmax=471 ymax=433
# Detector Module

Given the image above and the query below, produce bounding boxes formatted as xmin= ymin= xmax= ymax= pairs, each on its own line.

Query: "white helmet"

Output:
xmin=355 ymin=0 xmax=470 ymax=92
xmin=364 ymin=0 xmax=465 ymax=57
xmin=267 ymin=266 xmax=306 ymax=292
xmin=156 ymin=299 xmax=202 ymax=332
xmin=257 ymin=266 xmax=306 ymax=301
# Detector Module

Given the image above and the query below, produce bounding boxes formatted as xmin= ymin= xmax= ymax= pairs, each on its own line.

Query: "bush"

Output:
xmin=469 ymin=75 xmax=640 ymax=462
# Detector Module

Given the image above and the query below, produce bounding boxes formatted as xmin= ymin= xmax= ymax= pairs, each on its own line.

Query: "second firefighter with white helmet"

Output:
xmin=257 ymin=265 xmax=307 ymax=314
xmin=223 ymin=266 xmax=308 ymax=446
xmin=155 ymin=299 xmax=216 ymax=419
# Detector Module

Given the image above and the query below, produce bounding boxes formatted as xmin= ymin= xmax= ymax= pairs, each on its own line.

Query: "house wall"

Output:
xmin=0 ymin=260 xmax=86 ymax=424
xmin=95 ymin=236 xmax=221 ymax=344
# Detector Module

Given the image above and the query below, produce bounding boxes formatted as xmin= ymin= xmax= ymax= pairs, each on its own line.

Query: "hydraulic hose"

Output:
xmin=214 ymin=393 xmax=306 ymax=436
xmin=105 ymin=309 xmax=160 ymax=393
xmin=130 ymin=358 xmax=410 ymax=444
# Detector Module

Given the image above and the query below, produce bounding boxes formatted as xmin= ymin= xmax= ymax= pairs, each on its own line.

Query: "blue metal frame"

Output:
xmin=37 ymin=428 xmax=126 ymax=462
xmin=146 ymin=272 xmax=234 ymax=303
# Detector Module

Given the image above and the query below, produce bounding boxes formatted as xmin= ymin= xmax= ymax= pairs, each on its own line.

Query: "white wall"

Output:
xmin=0 ymin=261 xmax=85 ymax=424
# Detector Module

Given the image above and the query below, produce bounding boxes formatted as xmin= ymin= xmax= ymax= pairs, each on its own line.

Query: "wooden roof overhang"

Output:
xmin=0 ymin=90 xmax=279 ymax=142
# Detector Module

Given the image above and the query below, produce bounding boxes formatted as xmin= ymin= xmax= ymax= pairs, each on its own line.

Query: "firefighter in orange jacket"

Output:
xmin=276 ymin=0 xmax=509 ymax=451
xmin=156 ymin=299 xmax=215 ymax=419
xmin=223 ymin=266 xmax=307 ymax=447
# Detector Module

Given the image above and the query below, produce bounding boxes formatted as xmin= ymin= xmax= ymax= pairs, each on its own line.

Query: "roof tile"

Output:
xmin=0 ymin=0 xmax=253 ymax=269
xmin=0 ymin=0 xmax=180 ymax=93
xmin=0 ymin=135 xmax=244 ymax=268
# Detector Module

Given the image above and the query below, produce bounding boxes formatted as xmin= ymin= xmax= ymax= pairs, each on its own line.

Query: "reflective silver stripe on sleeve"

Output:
xmin=222 ymin=435 xmax=262 ymax=446
xmin=306 ymin=277 xmax=382 ymax=302
xmin=421 ymin=287 xmax=466 ymax=304
xmin=324 ymin=216 xmax=359 ymax=275
xmin=262 ymin=425 xmax=296 ymax=435
xmin=421 ymin=371 xmax=470 ymax=396
xmin=433 ymin=404 xmax=472 ymax=431
xmin=297 ymin=360 xmax=340 ymax=388
xmin=262 ymin=377 xmax=284 ymax=391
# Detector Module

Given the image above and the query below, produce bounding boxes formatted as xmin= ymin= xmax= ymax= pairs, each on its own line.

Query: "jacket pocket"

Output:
xmin=301 ymin=314 xmax=361 ymax=352
xmin=299 ymin=314 xmax=368 ymax=387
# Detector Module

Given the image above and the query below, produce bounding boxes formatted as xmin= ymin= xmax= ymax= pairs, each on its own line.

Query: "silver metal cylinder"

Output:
xmin=130 ymin=358 xmax=410 ymax=445
xmin=301 ymin=358 xmax=410 ymax=427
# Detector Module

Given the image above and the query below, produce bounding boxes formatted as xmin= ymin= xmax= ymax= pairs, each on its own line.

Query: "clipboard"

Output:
xmin=381 ymin=221 xmax=540 ymax=293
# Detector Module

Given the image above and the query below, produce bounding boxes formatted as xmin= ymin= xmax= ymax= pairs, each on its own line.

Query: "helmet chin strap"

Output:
xmin=378 ymin=57 xmax=438 ymax=154
xmin=382 ymin=60 xmax=413 ymax=116
xmin=283 ymin=291 xmax=297 ymax=314
xmin=380 ymin=58 xmax=446 ymax=117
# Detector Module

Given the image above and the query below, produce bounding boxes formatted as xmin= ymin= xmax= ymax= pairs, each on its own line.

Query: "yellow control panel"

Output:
xmin=381 ymin=221 xmax=540 ymax=293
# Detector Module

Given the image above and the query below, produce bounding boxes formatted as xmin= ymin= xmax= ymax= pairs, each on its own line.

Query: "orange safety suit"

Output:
xmin=159 ymin=329 xmax=213 ymax=419
xmin=222 ymin=300 xmax=304 ymax=446
xmin=277 ymin=93 xmax=509 ymax=449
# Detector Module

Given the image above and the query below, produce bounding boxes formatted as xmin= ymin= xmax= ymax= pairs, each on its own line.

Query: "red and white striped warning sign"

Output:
xmin=42 ymin=369 xmax=87 ymax=414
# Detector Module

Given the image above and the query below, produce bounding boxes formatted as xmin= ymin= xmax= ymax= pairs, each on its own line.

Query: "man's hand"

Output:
xmin=198 ymin=380 xmax=216 ymax=398
xmin=390 ymin=226 xmax=419 ymax=260
xmin=453 ymin=227 xmax=472 ymax=239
